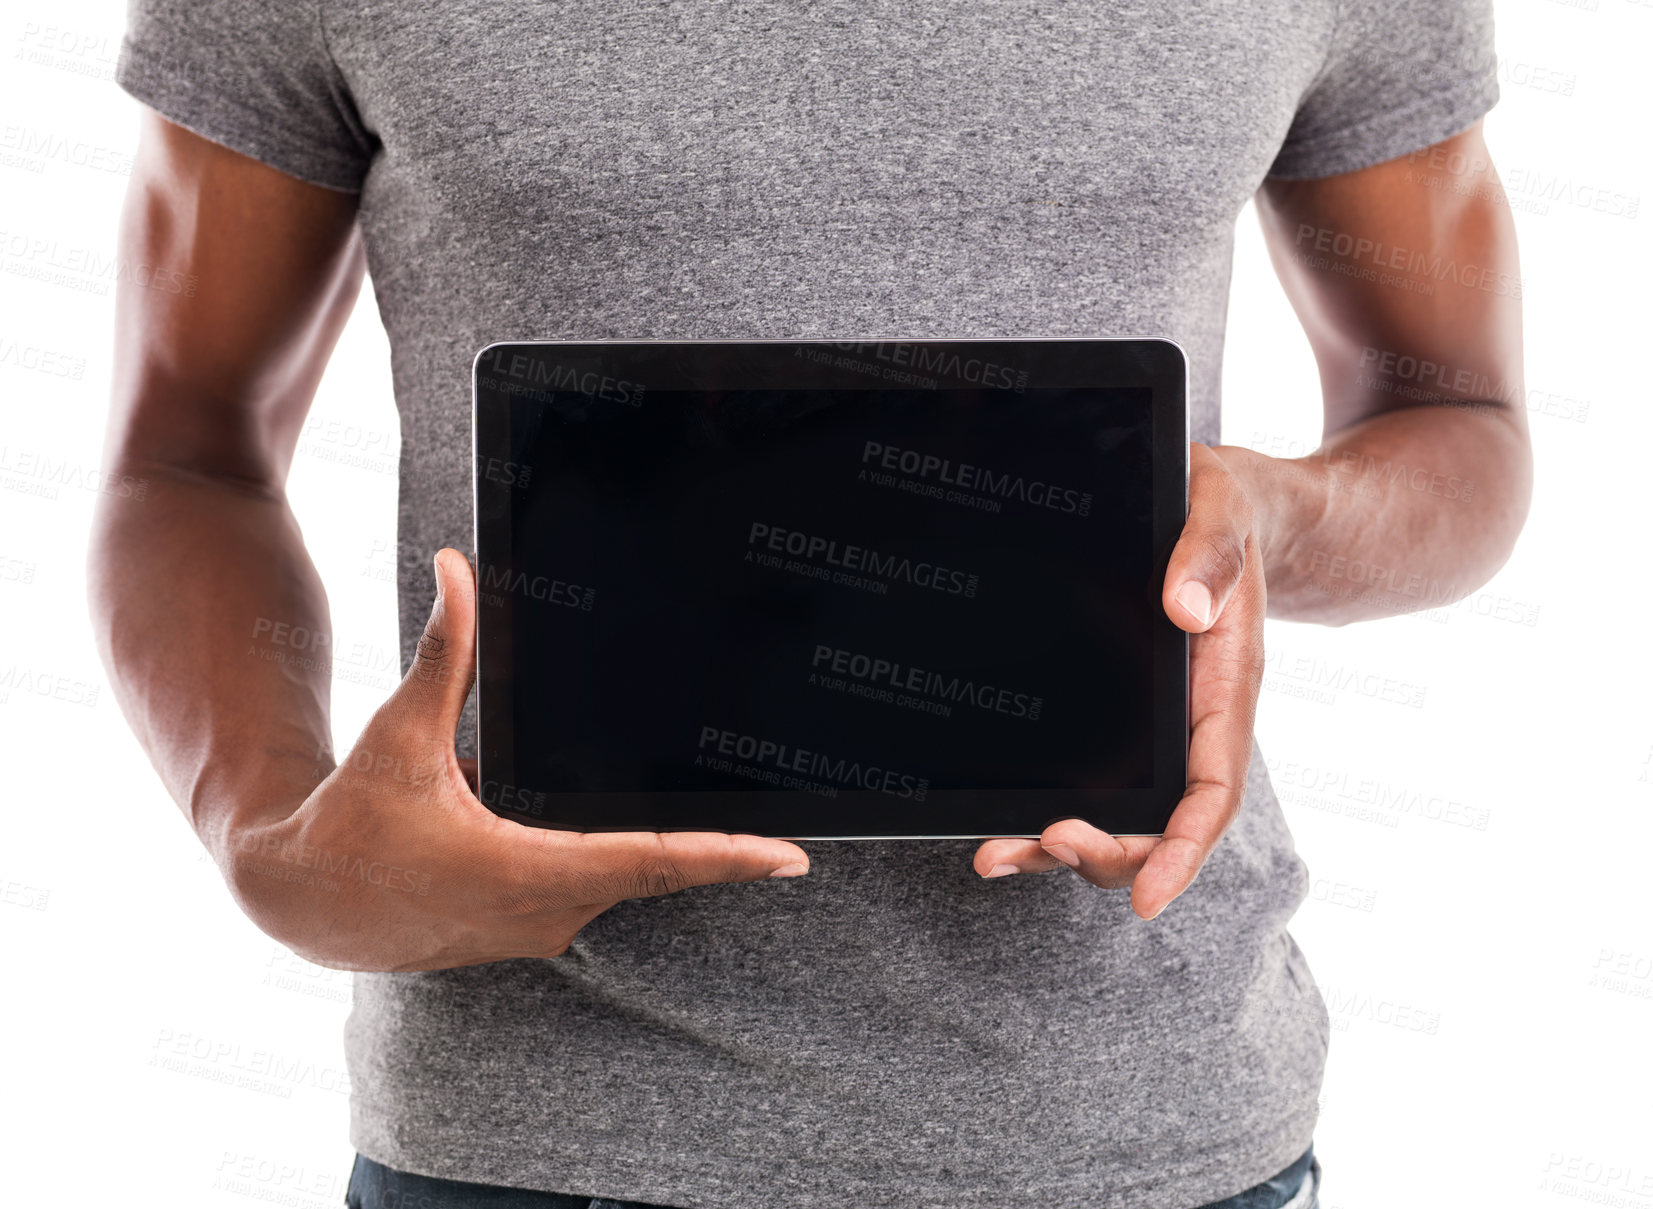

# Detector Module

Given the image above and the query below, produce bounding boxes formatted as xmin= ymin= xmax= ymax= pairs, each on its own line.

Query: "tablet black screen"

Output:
xmin=474 ymin=341 xmax=1184 ymax=837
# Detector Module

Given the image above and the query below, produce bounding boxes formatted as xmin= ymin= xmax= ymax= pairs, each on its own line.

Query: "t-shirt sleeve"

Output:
xmin=1266 ymin=0 xmax=1500 ymax=180
xmin=114 ymin=0 xmax=373 ymax=192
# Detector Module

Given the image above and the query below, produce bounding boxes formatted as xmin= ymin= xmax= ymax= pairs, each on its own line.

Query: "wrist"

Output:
xmin=1207 ymin=443 xmax=1281 ymax=560
xmin=206 ymin=755 xmax=335 ymax=885
xmin=1208 ymin=443 xmax=1328 ymax=577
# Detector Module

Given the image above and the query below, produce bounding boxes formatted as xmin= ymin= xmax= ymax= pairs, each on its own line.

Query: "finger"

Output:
xmin=1134 ymin=563 xmax=1265 ymax=920
xmin=972 ymin=837 xmax=1067 ymax=878
xmin=1031 ymin=818 xmax=1160 ymax=890
xmin=383 ymin=547 xmax=477 ymax=739
xmin=516 ymin=829 xmax=812 ymax=908
xmin=1163 ymin=445 xmax=1255 ymax=633
xmin=1131 ymin=767 xmax=1241 ymax=919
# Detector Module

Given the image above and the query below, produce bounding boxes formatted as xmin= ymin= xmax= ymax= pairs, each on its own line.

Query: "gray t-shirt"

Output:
xmin=116 ymin=4 xmax=1497 ymax=1206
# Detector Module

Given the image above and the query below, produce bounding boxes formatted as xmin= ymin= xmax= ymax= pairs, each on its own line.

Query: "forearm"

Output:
xmin=1221 ymin=402 xmax=1532 ymax=625
xmin=86 ymin=463 xmax=336 ymax=866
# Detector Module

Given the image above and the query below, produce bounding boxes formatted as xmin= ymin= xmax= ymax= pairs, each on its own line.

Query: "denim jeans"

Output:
xmin=345 ymin=1143 xmax=1320 ymax=1209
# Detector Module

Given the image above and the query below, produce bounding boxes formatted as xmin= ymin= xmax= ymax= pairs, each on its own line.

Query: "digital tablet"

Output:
xmin=472 ymin=338 xmax=1187 ymax=840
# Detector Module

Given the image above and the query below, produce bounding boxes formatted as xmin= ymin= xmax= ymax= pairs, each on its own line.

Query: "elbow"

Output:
xmin=1438 ymin=415 xmax=1535 ymax=606
xmin=1473 ymin=416 xmax=1534 ymax=583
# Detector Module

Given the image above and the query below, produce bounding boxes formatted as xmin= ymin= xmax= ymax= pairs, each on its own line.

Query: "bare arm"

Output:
xmin=975 ymin=123 xmax=1533 ymax=911
xmin=88 ymin=111 xmax=364 ymax=863
xmin=89 ymin=113 xmax=810 ymax=970
xmin=1235 ymin=122 xmax=1532 ymax=624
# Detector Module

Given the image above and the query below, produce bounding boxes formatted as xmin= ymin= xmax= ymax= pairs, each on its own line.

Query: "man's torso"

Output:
xmin=323 ymin=4 xmax=1333 ymax=1206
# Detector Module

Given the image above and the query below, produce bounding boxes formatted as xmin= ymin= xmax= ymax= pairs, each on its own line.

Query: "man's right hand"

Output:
xmin=92 ymin=115 xmax=807 ymax=973
xmin=226 ymin=547 xmax=812 ymax=972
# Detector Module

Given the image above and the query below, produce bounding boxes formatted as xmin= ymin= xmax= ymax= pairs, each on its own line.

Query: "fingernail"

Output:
xmin=769 ymin=863 xmax=809 ymax=878
xmin=984 ymin=863 xmax=1019 ymax=878
xmin=1175 ymin=581 xmax=1212 ymax=627
xmin=1043 ymin=843 xmax=1080 ymax=869
xmin=432 ymin=552 xmax=446 ymax=600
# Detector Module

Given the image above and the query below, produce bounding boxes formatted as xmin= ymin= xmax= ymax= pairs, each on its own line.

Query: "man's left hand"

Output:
xmin=972 ymin=442 xmax=1268 ymax=920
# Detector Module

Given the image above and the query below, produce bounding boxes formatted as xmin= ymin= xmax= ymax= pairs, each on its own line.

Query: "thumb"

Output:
xmin=531 ymin=831 xmax=811 ymax=909
xmin=1164 ymin=445 xmax=1256 ymax=634
xmin=385 ymin=548 xmax=477 ymax=739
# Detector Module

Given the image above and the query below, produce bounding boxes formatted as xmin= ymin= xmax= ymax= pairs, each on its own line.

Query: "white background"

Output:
xmin=2 ymin=1 xmax=1648 ymax=1206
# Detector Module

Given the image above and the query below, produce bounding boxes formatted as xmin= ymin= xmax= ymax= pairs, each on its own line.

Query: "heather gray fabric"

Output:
xmin=116 ymin=3 xmax=1498 ymax=1206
